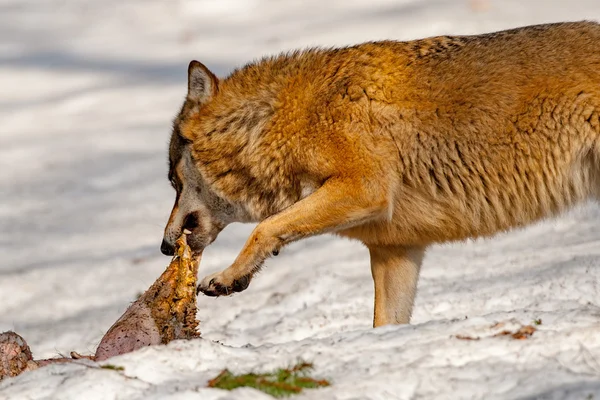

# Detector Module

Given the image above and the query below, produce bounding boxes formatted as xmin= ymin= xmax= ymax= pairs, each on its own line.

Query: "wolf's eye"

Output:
xmin=168 ymin=173 xmax=177 ymax=190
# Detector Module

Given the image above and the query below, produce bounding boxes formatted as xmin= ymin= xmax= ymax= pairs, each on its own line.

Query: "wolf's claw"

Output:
xmin=197 ymin=272 xmax=251 ymax=296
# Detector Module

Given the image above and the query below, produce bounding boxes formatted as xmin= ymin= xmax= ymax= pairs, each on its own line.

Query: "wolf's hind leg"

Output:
xmin=369 ymin=245 xmax=424 ymax=327
xmin=197 ymin=177 xmax=390 ymax=297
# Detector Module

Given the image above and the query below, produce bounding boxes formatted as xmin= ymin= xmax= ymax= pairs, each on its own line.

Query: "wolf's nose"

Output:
xmin=160 ymin=239 xmax=175 ymax=256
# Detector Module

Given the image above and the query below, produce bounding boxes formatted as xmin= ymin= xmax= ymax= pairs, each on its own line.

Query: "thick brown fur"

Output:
xmin=163 ymin=21 xmax=600 ymax=327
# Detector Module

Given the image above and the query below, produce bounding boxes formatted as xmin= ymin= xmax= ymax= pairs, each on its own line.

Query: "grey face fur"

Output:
xmin=161 ymin=136 xmax=235 ymax=255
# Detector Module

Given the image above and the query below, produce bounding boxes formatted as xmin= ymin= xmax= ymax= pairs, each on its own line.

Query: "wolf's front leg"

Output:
xmin=197 ymin=177 xmax=390 ymax=297
xmin=368 ymin=245 xmax=425 ymax=327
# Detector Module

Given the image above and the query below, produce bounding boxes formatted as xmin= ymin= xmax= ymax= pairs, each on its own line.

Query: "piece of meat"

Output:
xmin=0 ymin=331 xmax=37 ymax=379
xmin=95 ymin=234 xmax=201 ymax=360
xmin=1 ymin=234 xmax=202 ymax=379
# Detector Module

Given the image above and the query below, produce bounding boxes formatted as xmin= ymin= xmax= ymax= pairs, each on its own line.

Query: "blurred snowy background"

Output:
xmin=1 ymin=1 xmax=600 ymax=399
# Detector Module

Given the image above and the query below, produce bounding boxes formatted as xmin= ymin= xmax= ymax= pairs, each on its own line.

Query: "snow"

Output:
xmin=1 ymin=0 xmax=600 ymax=398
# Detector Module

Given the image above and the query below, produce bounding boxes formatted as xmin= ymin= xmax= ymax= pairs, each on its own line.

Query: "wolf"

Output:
xmin=162 ymin=21 xmax=600 ymax=327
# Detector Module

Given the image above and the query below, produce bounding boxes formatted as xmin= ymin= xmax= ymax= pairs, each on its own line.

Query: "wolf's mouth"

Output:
xmin=183 ymin=225 xmax=211 ymax=254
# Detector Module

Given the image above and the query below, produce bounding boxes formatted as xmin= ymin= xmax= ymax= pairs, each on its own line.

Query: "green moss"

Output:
xmin=100 ymin=364 xmax=125 ymax=371
xmin=207 ymin=361 xmax=330 ymax=397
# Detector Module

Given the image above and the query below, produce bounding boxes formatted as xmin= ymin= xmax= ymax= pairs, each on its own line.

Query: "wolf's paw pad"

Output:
xmin=197 ymin=273 xmax=250 ymax=297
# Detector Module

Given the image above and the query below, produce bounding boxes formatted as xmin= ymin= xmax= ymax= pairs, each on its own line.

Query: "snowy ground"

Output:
xmin=1 ymin=0 xmax=600 ymax=399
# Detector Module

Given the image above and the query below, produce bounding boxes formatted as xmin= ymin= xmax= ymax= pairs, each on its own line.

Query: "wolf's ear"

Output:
xmin=187 ymin=60 xmax=218 ymax=103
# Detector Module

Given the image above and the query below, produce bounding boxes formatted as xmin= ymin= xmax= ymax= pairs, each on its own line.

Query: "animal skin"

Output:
xmin=162 ymin=21 xmax=600 ymax=327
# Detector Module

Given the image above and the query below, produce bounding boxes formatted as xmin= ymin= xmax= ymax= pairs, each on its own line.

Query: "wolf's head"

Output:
xmin=161 ymin=61 xmax=235 ymax=256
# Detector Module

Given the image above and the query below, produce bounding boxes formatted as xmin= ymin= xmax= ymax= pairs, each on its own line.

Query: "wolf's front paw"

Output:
xmin=197 ymin=271 xmax=251 ymax=297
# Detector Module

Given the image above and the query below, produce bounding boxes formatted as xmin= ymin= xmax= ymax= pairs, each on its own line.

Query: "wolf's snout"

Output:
xmin=160 ymin=238 xmax=175 ymax=256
